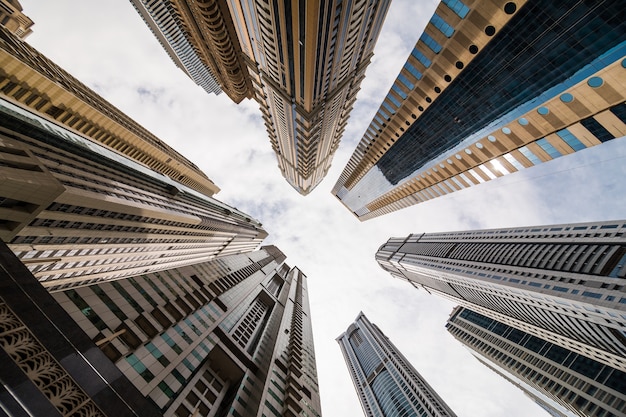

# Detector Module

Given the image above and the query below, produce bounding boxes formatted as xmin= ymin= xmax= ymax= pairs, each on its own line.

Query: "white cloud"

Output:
xmin=22 ymin=1 xmax=626 ymax=416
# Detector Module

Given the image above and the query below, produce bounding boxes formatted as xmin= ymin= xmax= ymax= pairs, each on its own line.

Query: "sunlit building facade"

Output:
xmin=337 ymin=312 xmax=457 ymax=417
xmin=333 ymin=0 xmax=626 ymax=220
xmin=131 ymin=0 xmax=392 ymax=194
xmin=0 ymin=85 xmax=266 ymax=291
xmin=447 ymin=306 xmax=626 ymax=417
xmin=52 ymin=246 xmax=322 ymax=417
xmin=376 ymin=220 xmax=626 ymax=374
xmin=0 ymin=25 xmax=219 ymax=197
xmin=0 ymin=0 xmax=33 ymax=39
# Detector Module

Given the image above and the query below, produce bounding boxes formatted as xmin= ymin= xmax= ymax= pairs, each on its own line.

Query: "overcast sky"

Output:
xmin=23 ymin=1 xmax=626 ymax=416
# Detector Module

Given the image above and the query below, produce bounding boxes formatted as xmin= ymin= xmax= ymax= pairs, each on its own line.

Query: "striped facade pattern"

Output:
xmin=130 ymin=0 xmax=222 ymax=95
xmin=230 ymin=0 xmax=391 ymax=194
xmin=337 ymin=312 xmax=457 ymax=417
xmin=376 ymin=221 xmax=626 ymax=373
xmin=53 ymin=247 xmax=321 ymax=417
xmin=0 ymin=25 xmax=220 ymax=197
xmin=0 ymin=95 xmax=266 ymax=291
xmin=333 ymin=0 xmax=626 ymax=220
xmin=447 ymin=307 xmax=626 ymax=417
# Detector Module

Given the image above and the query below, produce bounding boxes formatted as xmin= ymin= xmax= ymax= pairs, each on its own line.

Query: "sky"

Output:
xmin=22 ymin=1 xmax=626 ymax=416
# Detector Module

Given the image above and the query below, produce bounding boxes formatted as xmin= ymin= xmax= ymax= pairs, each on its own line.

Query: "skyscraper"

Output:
xmin=0 ymin=89 xmax=267 ymax=291
xmin=52 ymin=246 xmax=321 ymax=417
xmin=0 ymin=240 xmax=162 ymax=417
xmin=376 ymin=220 xmax=626 ymax=374
xmin=0 ymin=25 xmax=219 ymax=198
xmin=446 ymin=306 xmax=626 ymax=417
xmin=337 ymin=312 xmax=457 ymax=417
xmin=131 ymin=0 xmax=392 ymax=194
xmin=333 ymin=0 xmax=626 ymax=220
xmin=0 ymin=0 xmax=33 ymax=39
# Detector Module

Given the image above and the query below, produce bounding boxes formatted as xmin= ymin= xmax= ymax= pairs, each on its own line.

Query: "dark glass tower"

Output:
xmin=376 ymin=220 xmax=626 ymax=374
xmin=337 ymin=312 xmax=457 ymax=417
xmin=334 ymin=0 xmax=626 ymax=220
xmin=447 ymin=306 xmax=626 ymax=417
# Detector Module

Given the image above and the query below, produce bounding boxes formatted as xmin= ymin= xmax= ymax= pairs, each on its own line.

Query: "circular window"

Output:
xmin=418 ymin=106 xmax=424 ymax=111
xmin=469 ymin=45 xmax=478 ymax=54
xmin=425 ymin=97 xmax=432 ymax=103
xmin=537 ymin=106 xmax=549 ymax=115
xmin=455 ymin=154 xmax=462 ymax=160
xmin=587 ymin=77 xmax=603 ymax=88
xmin=411 ymin=113 xmax=417 ymax=119
xmin=518 ymin=118 xmax=529 ymax=125
xmin=485 ymin=25 xmax=496 ymax=36
xmin=560 ymin=93 xmax=574 ymax=103
xmin=439 ymin=163 xmax=445 ymax=169
xmin=421 ymin=174 xmax=426 ymax=179
xmin=395 ymin=133 xmax=399 ymax=137
xmin=504 ymin=2 xmax=517 ymax=14
xmin=444 ymin=75 xmax=452 ymax=82
xmin=465 ymin=149 xmax=472 ymax=155
xmin=502 ymin=127 xmax=512 ymax=134
xmin=447 ymin=159 xmax=453 ymax=164
xmin=456 ymin=61 xmax=464 ymax=69
xmin=487 ymin=135 xmax=497 ymax=142
xmin=433 ymin=167 xmax=438 ymax=172
xmin=405 ymin=121 xmax=410 ymax=126
xmin=434 ymin=86 xmax=441 ymax=93
xmin=475 ymin=142 xmax=484 ymax=149
xmin=400 ymin=127 xmax=404 ymax=132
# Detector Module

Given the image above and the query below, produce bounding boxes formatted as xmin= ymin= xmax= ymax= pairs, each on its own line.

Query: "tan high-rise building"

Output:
xmin=0 ymin=50 xmax=267 ymax=292
xmin=0 ymin=25 xmax=220 ymax=197
xmin=131 ymin=0 xmax=392 ymax=195
xmin=0 ymin=28 xmax=267 ymax=291
xmin=51 ymin=246 xmax=322 ymax=417
xmin=0 ymin=0 xmax=33 ymax=39
xmin=333 ymin=0 xmax=626 ymax=220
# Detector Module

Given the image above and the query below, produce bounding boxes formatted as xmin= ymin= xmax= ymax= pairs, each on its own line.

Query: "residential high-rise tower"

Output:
xmin=376 ymin=220 xmax=626 ymax=373
xmin=52 ymin=246 xmax=321 ymax=417
xmin=446 ymin=306 xmax=626 ymax=417
xmin=0 ymin=240 xmax=162 ymax=417
xmin=0 ymin=91 xmax=267 ymax=291
xmin=130 ymin=0 xmax=392 ymax=194
xmin=0 ymin=25 xmax=219 ymax=197
xmin=337 ymin=312 xmax=457 ymax=417
xmin=333 ymin=0 xmax=626 ymax=219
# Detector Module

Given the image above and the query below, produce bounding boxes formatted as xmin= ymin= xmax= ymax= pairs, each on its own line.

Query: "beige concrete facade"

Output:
xmin=0 ymin=26 xmax=220 ymax=198
xmin=0 ymin=95 xmax=266 ymax=291
xmin=0 ymin=0 xmax=33 ymax=39
xmin=132 ymin=0 xmax=392 ymax=195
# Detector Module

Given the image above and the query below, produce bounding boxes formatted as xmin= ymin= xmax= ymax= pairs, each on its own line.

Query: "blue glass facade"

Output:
xmin=375 ymin=0 xmax=626 ymax=185
xmin=338 ymin=313 xmax=457 ymax=417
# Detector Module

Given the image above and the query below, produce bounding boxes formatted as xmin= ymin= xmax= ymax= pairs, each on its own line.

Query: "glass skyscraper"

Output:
xmin=130 ymin=0 xmax=392 ymax=194
xmin=447 ymin=306 xmax=626 ymax=417
xmin=376 ymin=220 xmax=626 ymax=375
xmin=333 ymin=0 xmax=626 ymax=220
xmin=337 ymin=312 xmax=457 ymax=417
